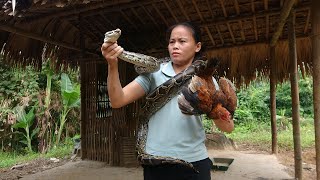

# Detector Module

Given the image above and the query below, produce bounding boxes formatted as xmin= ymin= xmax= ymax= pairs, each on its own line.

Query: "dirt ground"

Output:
xmin=0 ymin=146 xmax=316 ymax=180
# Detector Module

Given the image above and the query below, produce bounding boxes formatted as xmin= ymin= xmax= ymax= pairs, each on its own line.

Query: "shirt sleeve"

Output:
xmin=134 ymin=74 xmax=151 ymax=94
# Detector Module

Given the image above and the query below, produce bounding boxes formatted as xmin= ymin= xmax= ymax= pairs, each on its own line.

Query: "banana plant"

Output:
xmin=12 ymin=106 xmax=39 ymax=152
xmin=55 ymin=73 xmax=80 ymax=145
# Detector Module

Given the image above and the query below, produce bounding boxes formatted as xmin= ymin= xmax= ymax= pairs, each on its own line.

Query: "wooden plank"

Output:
xmin=177 ymin=0 xmax=190 ymax=21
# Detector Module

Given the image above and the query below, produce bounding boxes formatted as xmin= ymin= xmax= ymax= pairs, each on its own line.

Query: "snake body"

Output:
xmin=104 ymin=29 xmax=218 ymax=172
xmin=104 ymin=29 xmax=169 ymax=74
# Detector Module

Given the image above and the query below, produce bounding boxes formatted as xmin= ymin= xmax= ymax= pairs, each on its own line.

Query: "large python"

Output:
xmin=104 ymin=29 xmax=219 ymax=172
xmin=104 ymin=29 xmax=169 ymax=74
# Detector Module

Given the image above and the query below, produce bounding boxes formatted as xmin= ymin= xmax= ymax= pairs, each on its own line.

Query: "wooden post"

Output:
xmin=311 ymin=0 xmax=320 ymax=179
xmin=270 ymin=46 xmax=278 ymax=154
xmin=288 ymin=10 xmax=303 ymax=180
xmin=79 ymin=14 xmax=87 ymax=159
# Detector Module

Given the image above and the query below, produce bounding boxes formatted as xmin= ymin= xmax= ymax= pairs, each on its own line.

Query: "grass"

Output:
xmin=1 ymin=119 xmax=315 ymax=169
xmin=0 ymin=138 xmax=74 ymax=169
xmin=225 ymin=118 xmax=315 ymax=152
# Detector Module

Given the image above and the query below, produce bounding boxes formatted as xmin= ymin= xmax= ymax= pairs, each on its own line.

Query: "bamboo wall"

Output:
xmin=80 ymin=59 xmax=139 ymax=166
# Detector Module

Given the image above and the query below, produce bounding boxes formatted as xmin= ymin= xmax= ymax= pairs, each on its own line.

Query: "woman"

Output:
xmin=101 ymin=22 xmax=212 ymax=180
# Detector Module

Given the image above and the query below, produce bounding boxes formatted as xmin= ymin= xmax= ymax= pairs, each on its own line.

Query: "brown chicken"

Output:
xmin=178 ymin=68 xmax=237 ymax=133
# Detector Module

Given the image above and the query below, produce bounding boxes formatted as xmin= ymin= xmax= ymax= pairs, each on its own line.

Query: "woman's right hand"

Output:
xmin=101 ymin=42 xmax=124 ymax=66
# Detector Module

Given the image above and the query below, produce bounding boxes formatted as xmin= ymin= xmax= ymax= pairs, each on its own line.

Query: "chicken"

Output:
xmin=178 ymin=63 xmax=237 ymax=133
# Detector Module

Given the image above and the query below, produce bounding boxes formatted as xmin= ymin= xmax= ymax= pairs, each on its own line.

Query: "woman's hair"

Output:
xmin=166 ymin=21 xmax=205 ymax=60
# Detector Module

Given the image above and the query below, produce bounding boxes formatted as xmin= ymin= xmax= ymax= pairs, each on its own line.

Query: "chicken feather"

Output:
xmin=177 ymin=59 xmax=237 ymax=133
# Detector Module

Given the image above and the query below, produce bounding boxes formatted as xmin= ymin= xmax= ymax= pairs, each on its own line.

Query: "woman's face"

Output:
xmin=168 ymin=25 xmax=201 ymax=67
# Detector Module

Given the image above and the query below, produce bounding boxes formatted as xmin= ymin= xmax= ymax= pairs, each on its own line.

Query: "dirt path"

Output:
xmin=2 ymin=147 xmax=316 ymax=180
xmin=16 ymin=149 xmax=293 ymax=180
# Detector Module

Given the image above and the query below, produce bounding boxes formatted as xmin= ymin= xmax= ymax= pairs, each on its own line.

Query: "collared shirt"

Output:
xmin=135 ymin=61 xmax=208 ymax=162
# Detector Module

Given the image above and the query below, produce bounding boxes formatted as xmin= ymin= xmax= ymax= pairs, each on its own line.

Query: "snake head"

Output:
xmin=104 ymin=28 xmax=121 ymax=43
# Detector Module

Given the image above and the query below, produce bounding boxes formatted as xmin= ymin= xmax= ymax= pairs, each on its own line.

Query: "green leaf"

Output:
xmin=25 ymin=107 xmax=35 ymax=126
xmin=61 ymin=73 xmax=74 ymax=93
xmin=12 ymin=121 xmax=27 ymax=129
xmin=19 ymin=140 xmax=28 ymax=145
xmin=31 ymin=127 xmax=40 ymax=140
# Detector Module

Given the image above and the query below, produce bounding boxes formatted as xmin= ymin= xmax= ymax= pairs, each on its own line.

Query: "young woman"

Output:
xmin=101 ymin=22 xmax=212 ymax=180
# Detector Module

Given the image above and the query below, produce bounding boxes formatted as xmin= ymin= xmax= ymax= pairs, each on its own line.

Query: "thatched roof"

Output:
xmin=0 ymin=0 xmax=312 ymax=86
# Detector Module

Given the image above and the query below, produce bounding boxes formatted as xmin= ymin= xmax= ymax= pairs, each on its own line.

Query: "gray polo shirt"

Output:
xmin=135 ymin=61 xmax=208 ymax=162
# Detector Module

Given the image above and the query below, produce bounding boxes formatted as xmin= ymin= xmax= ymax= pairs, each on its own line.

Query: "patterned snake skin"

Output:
xmin=104 ymin=29 xmax=169 ymax=74
xmin=104 ymin=29 xmax=218 ymax=172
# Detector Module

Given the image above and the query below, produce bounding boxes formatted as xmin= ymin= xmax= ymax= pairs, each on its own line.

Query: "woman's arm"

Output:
xmin=102 ymin=42 xmax=146 ymax=108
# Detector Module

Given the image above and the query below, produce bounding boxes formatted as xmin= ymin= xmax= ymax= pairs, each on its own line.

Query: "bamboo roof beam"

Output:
xmin=304 ymin=9 xmax=311 ymax=34
xmin=141 ymin=6 xmax=161 ymax=30
xmin=152 ymin=3 xmax=169 ymax=27
xmin=82 ymin=19 xmax=100 ymax=42
xmin=131 ymin=8 xmax=146 ymax=25
xmin=61 ymin=2 xmax=310 ymax=27
xmin=192 ymin=0 xmax=216 ymax=47
xmin=270 ymin=0 xmax=296 ymax=46
xmin=97 ymin=12 xmax=140 ymax=47
xmin=120 ymin=10 xmax=153 ymax=49
xmin=200 ymin=3 xmax=309 ymax=26
xmin=265 ymin=0 xmax=269 ymax=40
xmin=234 ymin=0 xmax=245 ymax=42
xmin=98 ymin=13 xmax=116 ymax=29
xmin=205 ymin=0 xmax=223 ymax=46
xmin=205 ymin=0 xmax=214 ymax=19
xmin=22 ymin=0 xmax=132 ymax=23
xmin=251 ymin=0 xmax=258 ymax=41
xmin=140 ymin=6 xmax=166 ymax=47
xmin=227 ymin=23 xmax=236 ymax=44
xmin=120 ymin=10 xmax=138 ymax=31
xmin=177 ymin=0 xmax=190 ymax=21
xmin=130 ymin=7 xmax=163 ymax=49
xmin=163 ymin=1 xmax=179 ymax=23
xmin=218 ymin=0 xmax=235 ymax=44
xmin=204 ymin=35 xmax=309 ymax=51
xmin=216 ymin=25 xmax=224 ymax=45
xmin=0 ymin=24 xmax=97 ymax=56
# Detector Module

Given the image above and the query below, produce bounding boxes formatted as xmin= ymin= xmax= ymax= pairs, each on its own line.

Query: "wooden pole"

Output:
xmin=270 ymin=46 xmax=278 ymax=154
xmin=79 ymin=14 xmax=87 ymax=160
xmin=288 ymin=9 xmax=303 ymax=180
xmin=311 ymin=0 xmax=320 ymax=179
xmin=270 ymin=0 xmax=296 ymax=46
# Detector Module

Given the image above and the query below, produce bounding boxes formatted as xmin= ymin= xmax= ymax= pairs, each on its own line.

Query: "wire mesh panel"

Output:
xmin=96 ymin=64 xmax=112 ymax=119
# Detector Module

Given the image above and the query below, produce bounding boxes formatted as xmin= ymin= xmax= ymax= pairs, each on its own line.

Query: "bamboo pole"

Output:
xmin=80 ymin=61 xmax=87 ymax=159
xmin=288 ymin=9 xmax=303 ymax=180
xmin=270 ymin=0 xmax=296 ymax=46
xmin=311 ymin=0 xmax=320 ymax=179
xmin=270 ymin=46 xmax=278 ymax=154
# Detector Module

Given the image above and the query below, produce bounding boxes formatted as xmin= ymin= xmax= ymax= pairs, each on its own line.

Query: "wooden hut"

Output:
xmin=0 ymin=0 xmax=318 ymax=179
